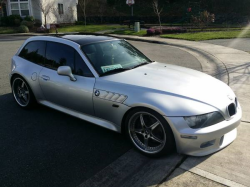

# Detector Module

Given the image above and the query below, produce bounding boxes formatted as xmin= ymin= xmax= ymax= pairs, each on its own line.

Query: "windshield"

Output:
xmin=81 ymin=40 xmax=151 ymax=76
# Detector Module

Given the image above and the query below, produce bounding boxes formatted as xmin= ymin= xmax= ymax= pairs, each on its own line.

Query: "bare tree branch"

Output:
xmin=36 ymin=0 xmax=55 ymax=29
xmin=78 ymin=0 xmax=91 ymax=26
xmin=152 ymin=0 xmax=163 ymax=30
xmin=96 ymin=0 xmax=105 ymax=24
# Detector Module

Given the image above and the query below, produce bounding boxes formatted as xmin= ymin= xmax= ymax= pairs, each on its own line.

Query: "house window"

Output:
xmin=9 ymin=0 xmax=29 ymax=16
xmin=20 ymin=2 xmax=29 ymax=16
xmin=10 ymin=3 xmax=19 ymax=15
xmin=58 ymin=4 xmax=64 ymax=15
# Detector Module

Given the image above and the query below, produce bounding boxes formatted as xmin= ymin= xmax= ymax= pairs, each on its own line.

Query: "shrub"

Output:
xmin=7 ymin=15 xmax=22 ymax=26
xmin=155 ymin=29 xmax=162 ymax=35
xmin=36 ymin=26 xmax=47 ymax=33
xmin=21 ymin=20 xmax=34 ymax=29
xmin=147 ymin=28 xmax=155 ymax=36
xmin=50 ymin=24 xmax=60 ymax=28
xmin=34 ymin=19 xmax=42 ymax=27
xmin=14 ymin=18 xmax=21 ymax=26
xmin=148 ymin=27 xmax=187 ymax=35
xmin=1 ymin=15 xmax=22 ymax=26
xmin=158 ymin=27 xmax=187 ymax=34
xmin=75 ymin=21 xmax=84 ymax=25
xmin=24 ymin=16 xmax=34 ymax=22
xmin=18 ymin=25 xmax=29 ymax=33
xmin=49 ymin=24 xmax=58 ymax=33
xmin=0 ymin=16 xmax=8 ymax=26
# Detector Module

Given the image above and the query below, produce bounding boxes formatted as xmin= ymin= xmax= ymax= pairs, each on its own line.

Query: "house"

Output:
xmin=1 ymin=0 xmax=78 ymax=25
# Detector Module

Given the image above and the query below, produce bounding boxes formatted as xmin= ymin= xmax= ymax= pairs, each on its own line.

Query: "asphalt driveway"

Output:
xmin=0 ymin=36 xmax=201 ymax=187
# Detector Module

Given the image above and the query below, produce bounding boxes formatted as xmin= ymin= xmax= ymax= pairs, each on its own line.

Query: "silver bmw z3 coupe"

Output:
xmin=10 ymin=35 xmax=242 ymax=157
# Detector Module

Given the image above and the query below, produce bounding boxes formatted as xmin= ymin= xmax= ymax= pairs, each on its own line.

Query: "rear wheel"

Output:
xmin=12 ymin=76 xmax=36 ymax=108
xmin=125 ymin=108 xmax=175 ymax=157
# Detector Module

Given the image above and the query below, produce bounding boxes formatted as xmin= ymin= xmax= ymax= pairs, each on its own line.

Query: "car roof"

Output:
xmin=61 ymin=35 xmax=120 ymax=46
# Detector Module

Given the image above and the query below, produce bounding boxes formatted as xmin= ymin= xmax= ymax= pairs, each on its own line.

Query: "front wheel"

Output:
xmin=125 ymin=108 xmax=175 ymax=157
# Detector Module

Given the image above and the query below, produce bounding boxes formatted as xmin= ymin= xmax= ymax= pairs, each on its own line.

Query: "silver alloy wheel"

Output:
xmin=12 ymin=78 xmax=30 ymax=107
xmin=128 ymin=112 xmax=166 ymax=154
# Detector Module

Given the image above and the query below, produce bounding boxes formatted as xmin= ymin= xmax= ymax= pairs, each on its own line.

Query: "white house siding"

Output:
xmin=6 ymin=0 xmax=77 ymax=25
xmin=30 ymin=0 xmax=42 ymax=23
xmin=38 ymin=0 xmax=78 ymax=25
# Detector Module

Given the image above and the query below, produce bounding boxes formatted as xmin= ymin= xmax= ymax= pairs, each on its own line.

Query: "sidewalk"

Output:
xmin=111 ymin=35 xmax=250 ymax=187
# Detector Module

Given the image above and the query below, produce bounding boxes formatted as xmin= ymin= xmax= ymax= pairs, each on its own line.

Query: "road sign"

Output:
xmin=126 ymin=0 xmax=135 ymax=6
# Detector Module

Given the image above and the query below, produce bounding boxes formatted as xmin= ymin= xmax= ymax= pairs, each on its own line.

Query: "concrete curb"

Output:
xmin=0 ymin=32 xmax=80 ymax=37
xmin=180 ymin=162 xmax=247 ymax=187
xmin=0 ymin=33 xmax=43 ymax=37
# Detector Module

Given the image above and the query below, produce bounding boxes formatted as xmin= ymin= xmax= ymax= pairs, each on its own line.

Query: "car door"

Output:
xmin=39 ymin=41 xmax=95 ymax=116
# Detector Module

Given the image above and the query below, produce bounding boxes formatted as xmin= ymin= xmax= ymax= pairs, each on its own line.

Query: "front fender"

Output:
xmin=123 ymin=90 xmax=218 ymax=117
xmin=95 ymin=79 xmax=219 ymax=117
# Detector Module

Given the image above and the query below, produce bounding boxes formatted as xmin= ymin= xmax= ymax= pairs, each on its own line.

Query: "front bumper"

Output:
xmin=165 ymin=104 xmax=242 ymax=156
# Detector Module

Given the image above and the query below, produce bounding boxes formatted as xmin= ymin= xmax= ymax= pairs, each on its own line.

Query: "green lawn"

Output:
xmin=57 ymin=25 xmax=126 ymax=33
xmin=161 ymin=30 xmax=250 ymax=41
xmin=189 ymin=27 xmax=245 ymax=32
xmin=110 ymin=29 xmax=147 ymax=36
xmin=0 ymin=27 xmax=18 ymax=34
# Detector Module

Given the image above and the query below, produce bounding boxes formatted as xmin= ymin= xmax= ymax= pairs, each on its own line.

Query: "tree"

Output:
xmin=152 ymin=0 xmax=163 ymax=31
xmin=78 ymin=0 xmax=91 ymax=26
xmin=191 ymin=11 xmax=215 ymax=30
xmin=87 ymin=0 xmax=115 ymax=23
xmin=96 ymin=0 xmax=106 ymax=23
xmin=37 ymin=0 xmax=55 ymax=29
xmin=0 ymin=0 xmax=7 ymax=4
xmin=0 ymin=0 xmax=7 ymax=16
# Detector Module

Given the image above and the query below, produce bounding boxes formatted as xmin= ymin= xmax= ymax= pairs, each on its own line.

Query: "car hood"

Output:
xmin=97 ymin=62 xmax=235 ymax=117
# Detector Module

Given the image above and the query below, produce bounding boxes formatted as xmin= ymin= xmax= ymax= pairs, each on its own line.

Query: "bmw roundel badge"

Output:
xmin=95 ymin=90 xmax=100 ymax=96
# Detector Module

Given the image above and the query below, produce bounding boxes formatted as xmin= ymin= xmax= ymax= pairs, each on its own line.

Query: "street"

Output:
xmin=0 ymin=36 xmax=201 ymax=187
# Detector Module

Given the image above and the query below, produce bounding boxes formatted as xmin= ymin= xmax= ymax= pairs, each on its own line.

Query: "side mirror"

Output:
xmin=57 ymin=66 xmax=76 ymax=81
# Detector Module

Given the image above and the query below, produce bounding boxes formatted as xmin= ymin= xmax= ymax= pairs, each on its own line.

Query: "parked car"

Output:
xmin=10 ymin=35 xmax=242 ymax=156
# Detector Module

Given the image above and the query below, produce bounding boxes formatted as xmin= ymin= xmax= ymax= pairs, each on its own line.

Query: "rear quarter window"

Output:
xmin=19 ymin=41 xmax=46 ymax=65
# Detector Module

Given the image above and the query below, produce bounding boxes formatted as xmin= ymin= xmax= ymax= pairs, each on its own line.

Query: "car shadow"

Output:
xmin=227 ymin=61 xmax=250 ymax=85
xmin=0 ymin=93 xmax=223 ymax=187
xmin=0 ymin=93 xmax=131 ymax=187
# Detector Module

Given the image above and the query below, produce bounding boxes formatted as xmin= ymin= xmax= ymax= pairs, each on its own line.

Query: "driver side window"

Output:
xmin=45 ymin=42 xmax=74 ymax=71
xmin=74 ymin=51 xmax=94 ymax=77
xmin=44 ymin=42 xmax=93 ymax=77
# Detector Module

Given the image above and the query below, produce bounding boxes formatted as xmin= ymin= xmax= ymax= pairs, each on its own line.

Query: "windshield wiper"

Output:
xmin=131 ymin=61 xmax=153 ymax=69
xmin=100 ymin=68 xmax=130 ymax=76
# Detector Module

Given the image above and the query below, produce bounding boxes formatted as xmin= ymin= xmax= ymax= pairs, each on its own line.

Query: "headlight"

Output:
xmin=184 ymin=112 xmax=224 ymax=129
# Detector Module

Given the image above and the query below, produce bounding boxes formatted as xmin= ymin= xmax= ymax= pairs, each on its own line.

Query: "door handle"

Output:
xmin=41 ymin=75 xmax=50 ymax=81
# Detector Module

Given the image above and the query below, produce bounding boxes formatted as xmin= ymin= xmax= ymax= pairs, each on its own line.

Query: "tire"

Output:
xmin=11 ymin=76 xmax=36 ymax=109
xmin=125 ymin=107 xmax=175 ymax=157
